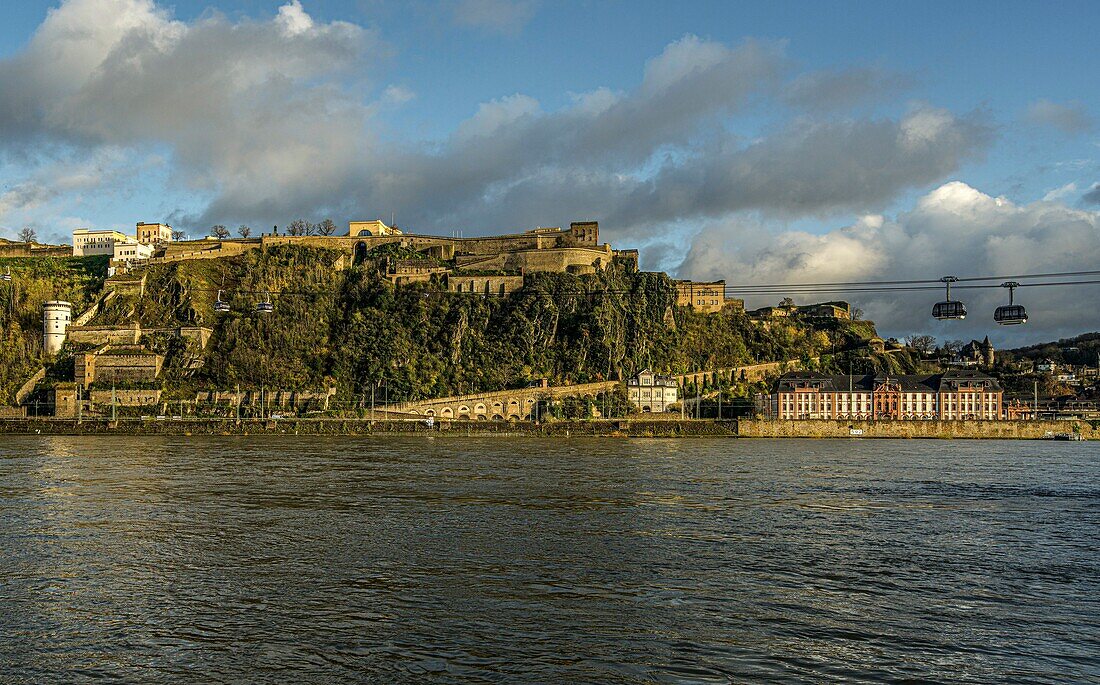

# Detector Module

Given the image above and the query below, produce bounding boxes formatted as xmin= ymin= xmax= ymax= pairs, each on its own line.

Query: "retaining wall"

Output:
xmin=738 ymin=418 xmax=1096 ymax=440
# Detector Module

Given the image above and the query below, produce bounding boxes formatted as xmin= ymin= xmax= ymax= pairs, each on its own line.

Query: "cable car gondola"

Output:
xmin=255 ymin=291 xmax=274 ymax=314
xmin=932 ymin=276 xmax=966 ymax=320
xmin=214 ymin=289 xmax=230 ymax=313
xmin=994 ymin=281 xmax=1027 ymax=325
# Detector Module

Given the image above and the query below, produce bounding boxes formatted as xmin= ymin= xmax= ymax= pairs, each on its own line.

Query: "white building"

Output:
xmin=43 ymin=300 xmax=72 ymax=355
xmin=112 ymin=239 xmax=154 ymax=264
xmin=72 ymin=229 xmax=131 ymax=257
xmin=626 ymin=369 xmax=679 ymax=413
xmin=770 ymin=371 xmax=1003 ymax=421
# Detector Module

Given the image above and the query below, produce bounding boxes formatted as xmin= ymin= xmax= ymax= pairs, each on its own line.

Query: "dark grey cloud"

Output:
xmin=782 ymin=66 xmax=913 ymax=112
xmin=1024 ymin=99 xmax=1093 ymax=134
xmin=451 ymin=0 xmax=538 ymax=36
xmin=1083 ymin=183 xmax=1100 ymax=206
xmin=354 ymin=103 xmax=990 ymax=243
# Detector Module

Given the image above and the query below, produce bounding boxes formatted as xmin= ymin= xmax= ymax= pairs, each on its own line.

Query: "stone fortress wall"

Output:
xmin=0 ymin=239 xmax=71 ymax=258
xmin=149 ymin=221 xmax=636 ymax=277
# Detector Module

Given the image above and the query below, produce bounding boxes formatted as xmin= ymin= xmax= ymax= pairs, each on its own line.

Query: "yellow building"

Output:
xmin=674 ymin=280 xmax=726 ymax=313
xmin=349 ymin=220 xmax=403 ymax=237
xmin=137 ymin=222 xmax=173 ymax=246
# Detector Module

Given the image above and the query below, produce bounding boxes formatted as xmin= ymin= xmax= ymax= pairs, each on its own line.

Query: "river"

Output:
xmin=0 ymin=437 xmax=1097 ymax=683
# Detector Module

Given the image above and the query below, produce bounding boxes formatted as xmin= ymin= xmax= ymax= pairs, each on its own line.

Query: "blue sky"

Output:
xmin=0 ymin=0 xmax=1097 ymax=343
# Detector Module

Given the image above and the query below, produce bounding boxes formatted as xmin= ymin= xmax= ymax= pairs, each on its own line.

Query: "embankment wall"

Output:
xmin=738 ymin=419 xmax=1096 ymax=440
xmin=0 ymin=418 xmax=736 ymax=437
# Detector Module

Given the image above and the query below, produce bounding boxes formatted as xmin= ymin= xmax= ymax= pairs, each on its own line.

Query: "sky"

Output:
xmin=0 ymin=0 xmax=1098 ymax=345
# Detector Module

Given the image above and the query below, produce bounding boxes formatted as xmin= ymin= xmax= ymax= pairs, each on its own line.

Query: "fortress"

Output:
xmin=149 ymin=220 xmax=640 ymax=279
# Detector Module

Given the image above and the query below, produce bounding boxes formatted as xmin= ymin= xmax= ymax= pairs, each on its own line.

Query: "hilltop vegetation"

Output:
xmin=0 ymin=246 xmax=906 ymax=405
xmin=1001 ymin=332 xmax=1100 ymax=366
xmin=0 ymin=256 xmax=108 ymax=403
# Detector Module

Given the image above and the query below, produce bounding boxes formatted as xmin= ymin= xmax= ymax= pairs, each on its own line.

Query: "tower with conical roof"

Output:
xmin=980 ymin=336 xmax=994 ymax=368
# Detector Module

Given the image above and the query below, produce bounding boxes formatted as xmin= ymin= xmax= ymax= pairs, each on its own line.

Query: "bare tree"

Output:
xmin=171 ymin=230 xmax=187 ymax=241
xmin=944 ymin=339 xmax=965 ymax=356
xmin=851 ymin=308 xmax=864 ymax=321
xmin=317 ymin=218 xmax=337 ymax=236
xmin=237 ymin=225 xmax=252 ymax=238
xmin=211 ymin=225 xmax=230 ymax=239
xmin=779 ymin=297 xmax=795 ymax=307
xmin=906 ymin=334 xmax=937 ymax=354
xmin=287 ymin=219 xmax=309 ymax=236
xmin=17 ymin=227 xmax=37 ymax=243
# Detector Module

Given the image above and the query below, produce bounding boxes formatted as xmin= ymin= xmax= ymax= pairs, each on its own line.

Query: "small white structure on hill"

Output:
xmin=43 ymin=300 xmax=72 ymax=355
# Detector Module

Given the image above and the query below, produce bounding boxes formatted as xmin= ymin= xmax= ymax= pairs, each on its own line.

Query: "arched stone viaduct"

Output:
xmin=675 ymin=359 xmax=810 ymax=388
xmin=392 ymin=381 xmax=618 ymax=421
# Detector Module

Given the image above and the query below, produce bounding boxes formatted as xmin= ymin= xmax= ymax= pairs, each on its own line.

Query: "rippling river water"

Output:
xmin=0 ymin=437 xmax=1097 ymax=683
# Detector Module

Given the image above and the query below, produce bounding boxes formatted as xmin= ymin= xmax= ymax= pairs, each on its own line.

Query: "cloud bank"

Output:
xmin=1 ymin=0 xmax=1094 ymax=341
xmin=679 ymin=182 xmax=1100 ymax=344
xmin=0 ymin=1 xmax=990 ymax=237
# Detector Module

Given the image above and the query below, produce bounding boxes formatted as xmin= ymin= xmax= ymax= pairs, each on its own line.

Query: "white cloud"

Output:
xmin=276 ymin=0 xmax=315 ymax=36
xmin=0 ymin=0 xmax=383 ymax=230
xmin=454 ymin=94 xmax=542 ymax=142
xmin=1042 ymin=182 xmax=1077 ymax=202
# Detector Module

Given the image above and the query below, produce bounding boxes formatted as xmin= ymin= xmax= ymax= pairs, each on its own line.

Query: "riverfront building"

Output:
xmin=626 ymin=369 xmax=679 ymax=413
xmin=770 ymin=370 xmax=1003 ymax=420
xmin=74 ymin=344 xmax=164 ymax=387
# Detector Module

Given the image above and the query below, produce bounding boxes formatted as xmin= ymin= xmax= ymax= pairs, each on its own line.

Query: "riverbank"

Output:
xmin=0 ymin=417 xmax=738 ymax=438
xmin=737 ymin=418 xmax=1096 ymax=440
xmin=0 ymin=417 xmax=1095 ymax=439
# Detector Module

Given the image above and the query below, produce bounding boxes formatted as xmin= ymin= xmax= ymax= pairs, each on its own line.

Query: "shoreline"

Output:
xmin=0 ymin=417 xmax=1093 ymax=439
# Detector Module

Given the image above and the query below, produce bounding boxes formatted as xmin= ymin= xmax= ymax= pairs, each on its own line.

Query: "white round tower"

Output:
xmin=43 ymin=300 xmax=72 ymax=355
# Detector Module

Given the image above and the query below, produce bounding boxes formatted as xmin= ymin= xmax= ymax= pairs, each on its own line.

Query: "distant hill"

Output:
xmin=1002 ymin=332 xmax=1100 ymax=366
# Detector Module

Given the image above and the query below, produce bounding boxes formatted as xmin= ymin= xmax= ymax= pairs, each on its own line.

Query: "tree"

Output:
xmin=906 ymin=334 xmax=937 ymax=354
xmin=17 ymin=227 xmax=37 ymax=243
xmin=211 ymin=225 xmax=230 ymax=239
xmin=317 ymin=218 xmax=337 ymax=236
xmin=237 ymin=225 xmax=252 ymax=238
xmin=944 ymin=339 xmax=965 ymax=356
xmin=171 ymin=230 xmax=187 ymax=241
xmin=852 ymin=308 xmax=864 ymax=321
xmin=779 ymin=297 xmax=795 ymax=307
xmin=288 ymin=219 xmax=310 ymax=236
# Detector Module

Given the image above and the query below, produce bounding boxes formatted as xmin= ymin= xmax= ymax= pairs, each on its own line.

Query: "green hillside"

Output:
xmin=0 ymin=246 xmax=906 ymax=406
xmin=0 ymin=256 xmax=108 ymax=403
